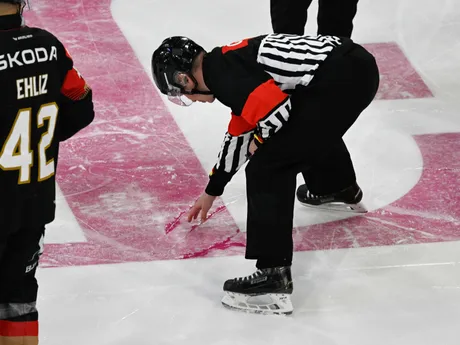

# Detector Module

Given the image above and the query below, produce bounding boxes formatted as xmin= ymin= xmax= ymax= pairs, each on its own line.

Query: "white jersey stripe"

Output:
xmin=263 ymin=40 xmax=335 ymax=54
xmin=257 ymin=34 xmax=342 ymax=91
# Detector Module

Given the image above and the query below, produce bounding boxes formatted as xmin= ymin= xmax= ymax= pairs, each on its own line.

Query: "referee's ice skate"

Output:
xmin=296 ymin=182 xmax=367 ymax=213
xmin=221 ymin=266 xmax=293 ymax=315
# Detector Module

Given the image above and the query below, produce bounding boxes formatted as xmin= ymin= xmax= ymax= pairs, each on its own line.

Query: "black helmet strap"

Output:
xmin=179 ymin=73 xmax=213 ymax=96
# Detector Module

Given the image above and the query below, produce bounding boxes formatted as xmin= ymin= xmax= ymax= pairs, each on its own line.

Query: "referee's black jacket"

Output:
xmin=202 ymin=33 xmax=352 ymax=196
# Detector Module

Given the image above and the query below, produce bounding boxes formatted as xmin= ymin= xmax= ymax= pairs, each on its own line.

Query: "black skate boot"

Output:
xmin=221 ymin=266 xmax=294 ymax=315
xmin=296 ymin=182 xmax=367 ymax=213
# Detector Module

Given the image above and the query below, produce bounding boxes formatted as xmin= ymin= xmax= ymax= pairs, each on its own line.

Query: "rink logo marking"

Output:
xmin=26 ymin=0 xmax=241 ymax=267
xmin=293 ymin=132 xmax=460 ymax=252
xmin=365 ymin=43 xmax=433 ymax=100
xmin=26 ymin=1 xmax=457 ymax=268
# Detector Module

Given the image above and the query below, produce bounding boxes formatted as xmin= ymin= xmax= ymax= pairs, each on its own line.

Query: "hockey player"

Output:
xmin=0 ymin=1 xmax=94 ymax=343
xmin=271 ymin=0 xmax=359 ymax=37
xmin=151 ymin=33 xmax=379 ymax=314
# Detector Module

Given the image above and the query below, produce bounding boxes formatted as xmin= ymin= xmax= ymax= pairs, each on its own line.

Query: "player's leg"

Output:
xmin=222 ymin=42 xmax=379 ymax=315
xmin=302 ymin=139 xmax=356 ymax=195
xmin=221 ymin=154 xmax=297 ymax=315
xmin=270 ymin=0 xmax=312 ymax=35
xmin=296 ymin=42 xmax=379 ymax=212
xmin=221 ymin=88 xmax=346 ymax=315
xmin=221 ymin=97 xmax=357 ymax=314
xmin=0 ymin=226 xmax=45 ymax=345
xmin=317 ymin=0 xmax=359 ymax=37
xmin=298 ymin=139 xmax=367 ymax=213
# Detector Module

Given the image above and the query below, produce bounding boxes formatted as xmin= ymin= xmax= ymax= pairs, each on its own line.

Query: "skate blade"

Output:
xmin=299 ymin=201 xmax=368 ymax=214
xmin=221 ymin=292 xmax=293 ymax=315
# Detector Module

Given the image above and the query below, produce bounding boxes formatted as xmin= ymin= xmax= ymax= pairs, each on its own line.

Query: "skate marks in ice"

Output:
xmin=164 ymin=202 xmax=245 ymax=259
xmin=181 ymin=229 xmax=245 ymax=259
xmin=25 ymin=0 xmax=246 ymax=267
xmin=221 ymin=293 xmax=293 ymax=316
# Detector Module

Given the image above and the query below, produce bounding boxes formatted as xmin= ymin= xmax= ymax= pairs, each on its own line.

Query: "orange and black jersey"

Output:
xmin=0 ymin=15 xmax=94 ymax=231
xmin=202 ymin=33 xmax=344 ymax=196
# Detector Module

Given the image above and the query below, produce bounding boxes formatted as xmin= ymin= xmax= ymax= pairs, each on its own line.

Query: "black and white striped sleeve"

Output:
xmin=254 ymin=96 xmax=291 ymax=142
xmin=205 ymin=130 xmax=254 ymax=196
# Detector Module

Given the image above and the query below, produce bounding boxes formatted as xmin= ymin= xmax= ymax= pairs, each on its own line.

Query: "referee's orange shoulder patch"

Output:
xmin=222 ymin=39 xmax=249 ymax=54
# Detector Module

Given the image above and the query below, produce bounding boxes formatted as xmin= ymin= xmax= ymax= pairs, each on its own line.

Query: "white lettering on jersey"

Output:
xmin=17 ymin=74 xmax=49 ymax=100
xmin=0 ymin=46 xmax=58 ymax=71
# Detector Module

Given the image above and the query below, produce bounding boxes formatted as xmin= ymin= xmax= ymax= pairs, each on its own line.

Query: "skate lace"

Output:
xmin=237 ymin=270 xmax=264 ymax=282
xmin=306 ymin=190 xmax=324 ymax=199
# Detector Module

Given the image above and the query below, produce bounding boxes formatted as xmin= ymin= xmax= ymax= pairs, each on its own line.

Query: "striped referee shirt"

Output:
xmin=202 ymin=33 xmax=343 ymax=196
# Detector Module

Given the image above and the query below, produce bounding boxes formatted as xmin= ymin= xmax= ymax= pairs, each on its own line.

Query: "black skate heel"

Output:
xmin=296 ymin=182 xmax=367 ymax=213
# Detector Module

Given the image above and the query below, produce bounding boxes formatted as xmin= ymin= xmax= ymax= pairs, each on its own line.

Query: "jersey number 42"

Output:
xmin=0 ymin=103 xmax=58 ymax=184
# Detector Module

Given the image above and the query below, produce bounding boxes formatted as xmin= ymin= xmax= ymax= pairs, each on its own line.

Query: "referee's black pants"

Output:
xmin=270 ymin=0 xmax=359 ymax=38
xmin=271 ymin=0 xmax=361 ymax=196
xmin=244 ymin=41 xmax=379 ymax=269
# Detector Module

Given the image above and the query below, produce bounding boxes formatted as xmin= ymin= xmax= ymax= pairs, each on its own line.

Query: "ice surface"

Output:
xmin=20 ymin=0 xmax=460 ymax=343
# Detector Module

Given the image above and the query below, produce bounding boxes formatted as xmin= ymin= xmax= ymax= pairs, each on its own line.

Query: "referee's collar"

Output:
xmin=0 ymin=14 xmax=23 ymax=31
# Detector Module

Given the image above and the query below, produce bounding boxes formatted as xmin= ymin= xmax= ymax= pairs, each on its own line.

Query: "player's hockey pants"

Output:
xmin=270 ymin=0 xmax=359 ymax=37
xmin=244 ymin=42 xmax=380 ymax=269
xmin=0 ymin=226 xmax=44 ymax=345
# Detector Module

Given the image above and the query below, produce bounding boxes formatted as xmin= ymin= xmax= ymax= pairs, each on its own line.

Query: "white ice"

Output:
xmin=36 ymin=0 xmax=460 ymax=344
